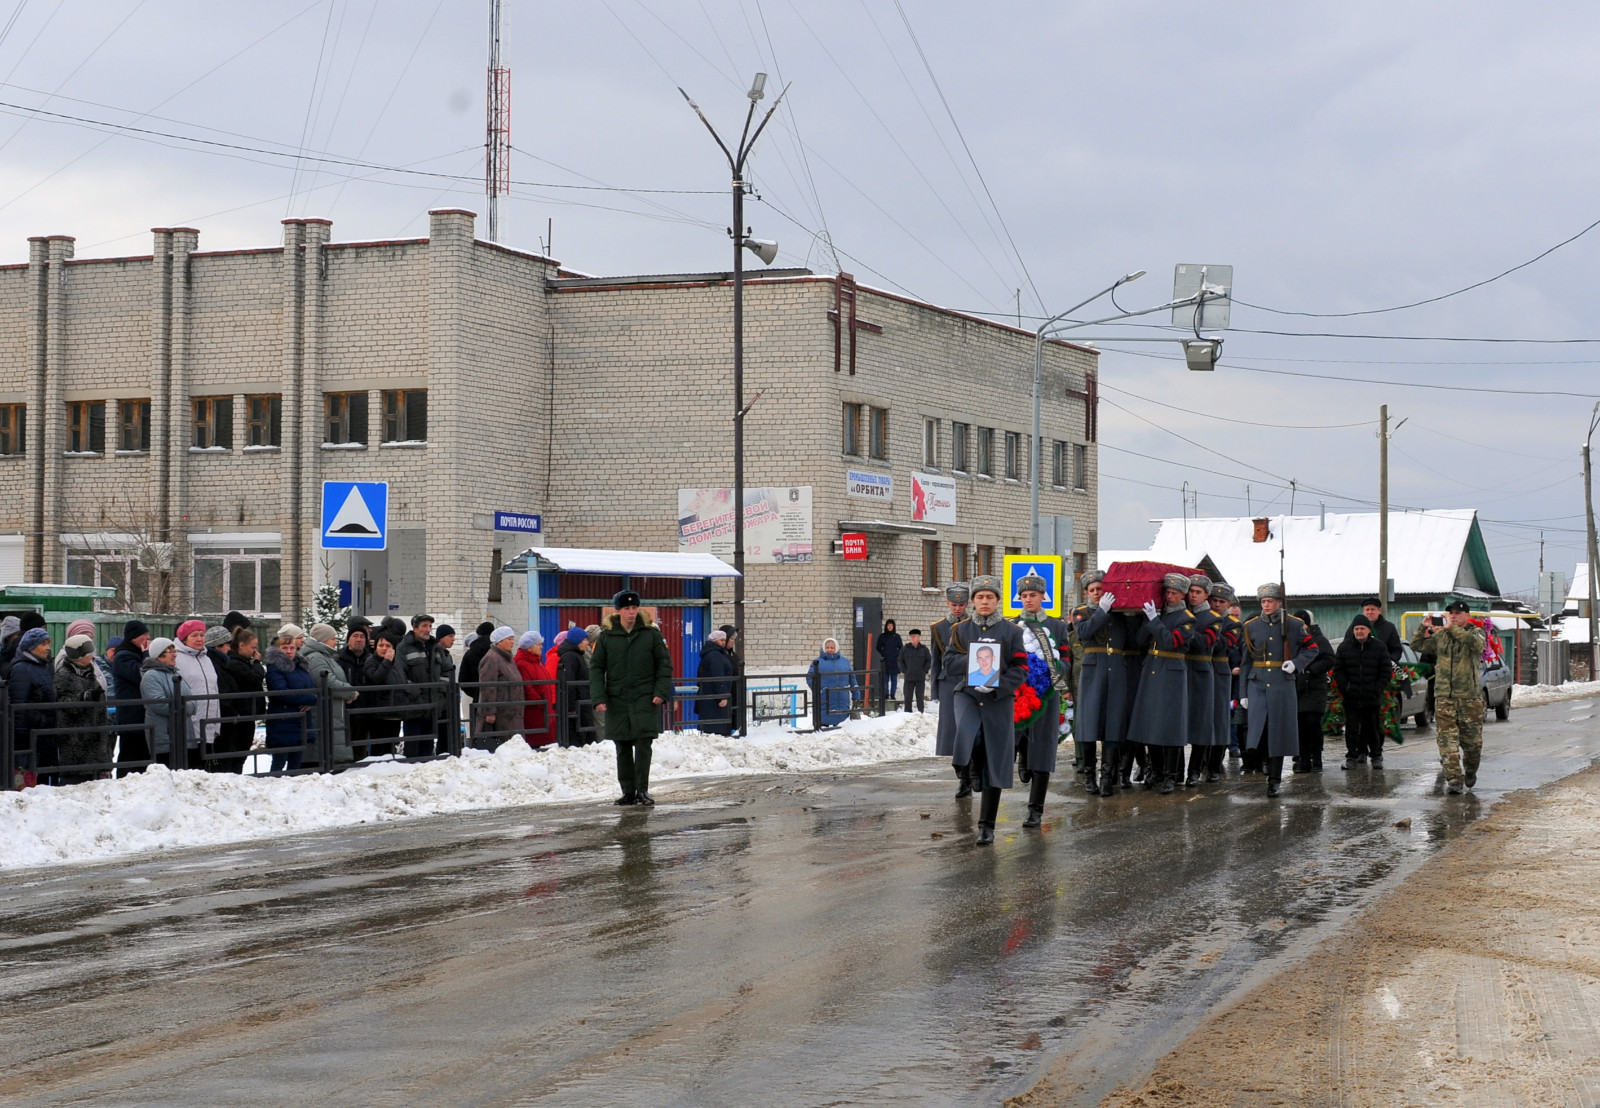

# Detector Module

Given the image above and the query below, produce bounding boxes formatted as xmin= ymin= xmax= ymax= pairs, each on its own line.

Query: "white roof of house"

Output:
xmin=1567 ymin=562 xmax=1591 ymax=602
xmin=510 ymin=547 xmax=743 ymax=578
xmin=1107 ymin=509 xmax=1486 ymax=598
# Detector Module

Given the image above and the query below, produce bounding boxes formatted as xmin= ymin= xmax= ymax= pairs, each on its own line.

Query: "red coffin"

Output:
xmin=1101 ymin=560 xmax=1204 ymax=612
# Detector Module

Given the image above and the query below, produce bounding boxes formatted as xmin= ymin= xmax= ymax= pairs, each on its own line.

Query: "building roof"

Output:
xmin=1100 ymin=509 xmax=1498 ymax=598
xmin=1567 ymin=562 xmax=1591 ymax=602
xmin=503 ymin=546 xmax=742 ymax=579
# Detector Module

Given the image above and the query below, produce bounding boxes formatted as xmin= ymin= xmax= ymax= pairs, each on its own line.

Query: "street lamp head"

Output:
xmin=748 ymin=72 xmax=768 ymax=101
xmin=745 ymin=238 xmax=779 ymax=265
xmin=1120 ymin=269 xmax=1147 ymax=285
xmin=1184 ymin=338 xmax=1221 ymax=371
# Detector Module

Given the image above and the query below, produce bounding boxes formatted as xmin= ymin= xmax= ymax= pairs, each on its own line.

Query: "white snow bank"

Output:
xmin=0 ymin=712 xmax=937 ymax=871
xmin=1512 ymin=681 xmax=1600 ymax=708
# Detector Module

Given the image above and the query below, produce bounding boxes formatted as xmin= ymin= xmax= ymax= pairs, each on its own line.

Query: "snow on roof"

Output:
xmin=1121 ymin=510 xmax=1487 ymax=597
xmin=512 ymin=547 xmax=743 ymax=578
xmin=1567 ymin=562 xmax=1591 ymax=602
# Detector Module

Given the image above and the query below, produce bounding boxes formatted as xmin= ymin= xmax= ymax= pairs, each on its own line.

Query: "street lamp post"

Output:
xmin=1585 ymin=402 xmax=1600 ymax=670
xmin=682 ymin=74 xmax=785 ymax=727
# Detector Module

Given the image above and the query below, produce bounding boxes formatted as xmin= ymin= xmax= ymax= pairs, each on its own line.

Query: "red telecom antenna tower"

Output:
xmin=485 ymin=0 xmax=510 ymax=241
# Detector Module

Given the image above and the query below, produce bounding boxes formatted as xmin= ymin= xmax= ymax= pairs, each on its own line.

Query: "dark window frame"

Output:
xmin=868 ymin=405 xmax=888 ymax=461
xmin=324 ymin=391 xmax=369 ymax=445
xmin=0 ymin=403 xmax=25 ymax=455
xmin=842 ymin=402 xmax=862 ymax=456
xmin=247 ymin=394 xmax=283 ymax=448
xmin=67 ymin=400 xmax=105 ymax=454
xmin=951 ymin=422 xmax=970 ymax=473
xmin=118 ymin=400 xmax=151 ymax=452
xmin=192 ymin=396 xmax=233 ymax=450
xmin=921 ymin=540 xmax=940 ymax=589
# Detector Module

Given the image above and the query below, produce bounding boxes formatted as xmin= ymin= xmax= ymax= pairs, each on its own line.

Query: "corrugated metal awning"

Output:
xmin=502 ymin=546 xmax=742 ymax=578
xmin=837 ymin=519 xmax=938 ymax=536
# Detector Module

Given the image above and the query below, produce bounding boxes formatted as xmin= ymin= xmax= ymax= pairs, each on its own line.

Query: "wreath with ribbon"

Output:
xmin=1324 ymin=658 xmax=1432 ymax=745
xmin=1013 ymin=652 xmax=1056 ymax=734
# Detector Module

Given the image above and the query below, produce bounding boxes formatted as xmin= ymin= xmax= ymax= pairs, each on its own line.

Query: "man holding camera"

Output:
xmin=1411 ymin=600 xmax=1485 ymax=795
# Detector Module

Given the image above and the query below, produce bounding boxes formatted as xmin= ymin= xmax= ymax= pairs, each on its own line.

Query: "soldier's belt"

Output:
xmin=1253 ymin=660 xmax=1284 ymax=668
xmin=1081 ymin=646 xmax=1111 ymax=655
xmin=1149 ymin=649 xmax=1187 ymax=660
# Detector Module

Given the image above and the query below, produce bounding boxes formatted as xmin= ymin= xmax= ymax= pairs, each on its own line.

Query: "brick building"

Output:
xmin=0 ymin=208 xmax=1098 ymax=664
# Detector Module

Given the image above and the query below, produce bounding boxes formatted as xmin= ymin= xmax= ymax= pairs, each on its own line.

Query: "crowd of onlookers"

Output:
xmin=2 ymin=611 xmax=613 ymax=787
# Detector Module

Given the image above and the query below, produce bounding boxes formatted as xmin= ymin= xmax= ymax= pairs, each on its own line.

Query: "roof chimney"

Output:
xmin=1252 ymin=518 xmax=1270 ymax=543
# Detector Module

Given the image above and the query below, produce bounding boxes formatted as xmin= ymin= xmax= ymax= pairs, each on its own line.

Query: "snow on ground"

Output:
xmin=1511 ymin=681 xmax=1600 ymax=708
xmin=0 ymin=712 xmax=938 ymax=872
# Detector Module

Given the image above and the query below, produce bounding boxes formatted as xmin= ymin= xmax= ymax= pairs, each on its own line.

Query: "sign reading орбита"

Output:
xmin=845 ymin=469 xmax=893 ymax=501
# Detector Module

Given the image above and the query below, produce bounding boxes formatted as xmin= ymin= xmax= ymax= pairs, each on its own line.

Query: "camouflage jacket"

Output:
xmin=1410 ymin=622 xmax=1484 ymax=699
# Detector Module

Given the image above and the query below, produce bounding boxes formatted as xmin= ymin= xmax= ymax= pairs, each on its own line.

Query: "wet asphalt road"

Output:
xmin=2 ymin=699 xmax=1599 ymax=1107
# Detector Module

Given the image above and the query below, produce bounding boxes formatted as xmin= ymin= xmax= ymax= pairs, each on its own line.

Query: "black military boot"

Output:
xmin=954 ymin=762 xmax=973 ymax=799
xmin=976 ymin=786 xmax=1002 ymax=845
xmin=1185 ymin=746 xmax=1204 ymax=787
xmin=1082 ymin=746 xmax=1099 ymax=795
xmin=1119 ymin=746 xmax=1136 ymax=788
xmin=1022 ymin=773 xmax=1049 ymax=828
xmin=1267 ymin=756 xmax=1284 ymax=797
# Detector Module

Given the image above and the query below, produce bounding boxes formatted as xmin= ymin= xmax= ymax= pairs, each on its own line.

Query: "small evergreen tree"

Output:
xmin=304 ymin=579 xmax=350 ymax=635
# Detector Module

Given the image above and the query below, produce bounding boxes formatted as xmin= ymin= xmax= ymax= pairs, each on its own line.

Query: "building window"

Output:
xmin=951 ymin=543 xmax=969 ymax=582
xmin=382 ymin=389 xmax=428 ymax=444
xmin=325 ymin=391 xmax=368 ymax=445
xmin=922 ymin=418 xmax=939 ymax=468
xmin=842 ymin=402 xmax=862 ymax=456
xmin=488 ymin=547 xmax=504 ymax=603
xmin=951 ymin=422 xmax=970 ymax=472
xmin=65 ymin=551 xmax=150 ymax=611
xmin=1074 ymin=443 xmax=1089 ymax=491
xmin=0 ymin=403 xmax=22 ymax=455
xmin=67 ymin=401 xmax=105 ymax=454
xmin=192 ymin=396 xmax=233 ymax=450
xmin=976 ymin=427 xmax=994 ymax=476
xmin=118 ymin=400 xmax=151 ymax=452
xmin=975 ymin=545 xmax=994 ymax=577
xmin=868 ymin=406 xmax=888 ymax=460
xmin=192 ymin=547 xmax=282 ymax=615
xmin=1074 ymin=553 xmax=1088 ymax=580
xmin=1004 ymin=432 xmax=1021 ymax=480
xmin=1005 ymin=546 xmax=1022 ymax=556
xmin=248 ymin=394 xmax=282 ymax=448
xmin=1052 ymin=441 xmax=1069 ymax=488
xmin=921 ymin=540 xmax=940 ymax=589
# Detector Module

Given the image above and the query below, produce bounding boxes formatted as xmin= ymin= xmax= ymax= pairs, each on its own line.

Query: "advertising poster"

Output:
xmin=678 ymin=487 xmax=814 ymax=564
xmin=846 ymin=469 xmax=894 ymax=502
xmin=910 ymin=471 xmax=957 ymax=524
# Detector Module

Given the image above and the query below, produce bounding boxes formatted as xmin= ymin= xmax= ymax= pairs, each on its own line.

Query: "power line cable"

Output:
xmin=1098 ymin=381 xmax=1372 ymax=430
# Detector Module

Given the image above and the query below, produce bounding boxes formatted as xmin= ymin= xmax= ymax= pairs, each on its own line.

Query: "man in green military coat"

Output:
xmin=1411 ymin=599 xmax=1486 ymax=794
xmin=590 ymin=589 xmax=674 ymax=806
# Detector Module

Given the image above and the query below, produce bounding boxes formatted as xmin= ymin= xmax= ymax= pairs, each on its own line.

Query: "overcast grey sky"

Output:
xmin=1 ymin=1 xmax=1594 ymax=598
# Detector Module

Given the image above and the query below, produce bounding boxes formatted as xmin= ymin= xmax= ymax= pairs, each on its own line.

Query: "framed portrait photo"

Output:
xmin=968 ymin=642 xmax=1000 ymax=689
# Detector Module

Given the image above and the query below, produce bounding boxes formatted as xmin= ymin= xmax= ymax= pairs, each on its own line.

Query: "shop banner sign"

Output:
xmin=678 ymin=487 xmax=814 ymax=564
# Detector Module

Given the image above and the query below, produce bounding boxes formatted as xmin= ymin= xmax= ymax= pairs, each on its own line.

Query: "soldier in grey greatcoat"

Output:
xmin=1243 ymin=582 xmax=1321 ymax=796
xmin=1202 ymin=583 xmax=1241 ymax=782
xmin=950 ymin=575 xmax=1029 ymax=845
xmin=1013 ymin=572 xmax=1074 ymax=827
xmin=1125 ymin=572 xmax=1195 ymax=794
xmin=1184 ymin=574 xmax=1222 ymax=787
xmin=930 ymin=582 xmax=971 ymax=797
xmin=1068 ymin=570 xmax=1120 ymax=795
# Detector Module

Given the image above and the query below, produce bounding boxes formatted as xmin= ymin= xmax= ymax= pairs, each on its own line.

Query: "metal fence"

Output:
xmin=3 ymin=663 xmax=907 ymax=790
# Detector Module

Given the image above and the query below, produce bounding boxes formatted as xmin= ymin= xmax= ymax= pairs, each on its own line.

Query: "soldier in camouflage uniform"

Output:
xmin=1410 ymin=599 xmax=1486 ymax=794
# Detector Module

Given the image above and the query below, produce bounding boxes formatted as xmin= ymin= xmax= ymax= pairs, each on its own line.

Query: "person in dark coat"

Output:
xmin=360 ymin=633 xmax=413 ymax=756
xmin=1335 ymin=615 xmax=1395 ymax=769
xmin=1346 ymin=597 xmax=1403 ymax=664
xmin=10 ymin=628 xmax=58 ymax=781
xmin=808 ymin=639 xmax=856 ymax=727
xmin=0 ymin=614 xmax=20 ymax=682
xmin=263 ymin=628 xmax=316 ymax=772
xmin=110 ymin=618 xmax=152 ymax=772
xmin=718 ymin=624 xmax=746 ymax=732
xmin=399 ymin=615 xmax=454 ymax=758
xmin=1069 ymin=571 xmax=1121 ymax=794
xmin=1125 ymin=573 xmax=1195 ymax=794
xmin=458 ymin=620 xmax=495 ymax=703
xmin=875 ymin=619 xmax=903 ymax=703
xmin=53 ymin=635 xmax=108 ymax=783
xmin=1243 ymin=584 xmax=1320 ymax=796
xmin=1202 ymin=584 xmax=1242 ymax=782
xmin=1013 ymin=573 xmax=1074 ymax=825
xmin=899 ymin=629 xmax=932 ymax=713
xmin=1184 ymin=574 xmax=1223 ymax=787
xmin=214 ymin=629 xmax=265 ymax=773
xmin=930 ymin=582 xmax=972 ymax=796
xmin=695 ymin=629 xmax=737 ymax=736
xmin=555 ymin=627 xmax=594 ymax=746
xmin=950 ymin=575 xmax=1028 ymax=845
xmin=473 ymin=627 xmax=524 ymax=750
xmin=590 ymin=591 xmax=674 ymax=806
xmin=1291 ymin=609 xmax=1336 ymax=773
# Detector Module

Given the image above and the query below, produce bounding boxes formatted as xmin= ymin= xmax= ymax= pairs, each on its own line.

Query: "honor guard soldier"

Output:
xmin=930 ymin=582 xmax=972 ymax=797
xmin=1202 ymin=583 xmax=1241 ymax=782
xmin=949 ymin=575 xmax=1029 ymax=845
xmin=1013 ymin=572 xmax=1074 ymax=825
xmin=1411 ymin=599 xmax=1486 ymax=794
xmin=1242 ymin=583 xmax=1320 ymax=796
xmin=1184 ymin=574 xmax=1223 ymax=787
xmin=1125 ymin=572 xmax=1195 ymax=794
xmin=1069 ymin=570 xmax=1122 ymax=795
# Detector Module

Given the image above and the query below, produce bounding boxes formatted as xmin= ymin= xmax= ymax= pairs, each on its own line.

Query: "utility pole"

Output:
xmin=1584 ymin=401 xmax=1600 ymax=673
xmin=1379 ymin=404 xmax=1388 ymax=611
xmin=485 ymin=0 xmax=510 ymax=241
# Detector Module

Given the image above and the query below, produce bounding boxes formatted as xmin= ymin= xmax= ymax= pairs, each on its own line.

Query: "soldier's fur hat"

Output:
xmin=1257 ymin=582 xmax=1284 ymax=600
xmin=1017 ymin=573 xmax=1048 ymax=595
xmin=1162 ymin=572 xmax=1191 ymax=594
xmin=944 ymin=582 xmax=970 ymax=604
xmin=1081 ymin=569 xmax=1105 ymax=588
xmin=1187 ymin=573 xmax=1212 ymax=594
xmin=970 ymin=574 xmax=1003 ymax=599
xmin=1210 ymin=582 xmax=1235 ymax=602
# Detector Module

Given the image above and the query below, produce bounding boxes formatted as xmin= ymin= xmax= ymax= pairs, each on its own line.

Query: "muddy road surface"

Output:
xmin=2 ymin=699 xmax=1597 ymax=1106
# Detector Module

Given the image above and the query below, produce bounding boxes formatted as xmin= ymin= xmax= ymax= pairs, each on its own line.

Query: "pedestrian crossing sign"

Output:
xmin=320 ymin=481 xmax=388 ymax=550
xmin=1002 ymin=554 xmax=1064 ymax=617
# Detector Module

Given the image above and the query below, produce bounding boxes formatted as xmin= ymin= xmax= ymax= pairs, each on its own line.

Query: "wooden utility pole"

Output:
xmin=1584 ymin=413 xmax=1599 ymax=671
xmin=1379 ymin=404 xmax=1388 ymax=611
